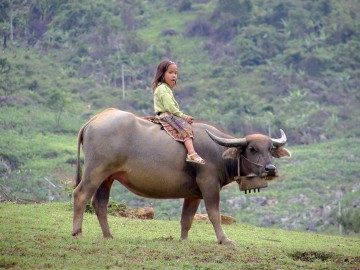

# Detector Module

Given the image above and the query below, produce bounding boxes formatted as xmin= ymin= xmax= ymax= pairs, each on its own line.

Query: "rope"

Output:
xmin=235 ymin=155 xmax=264 ymax=184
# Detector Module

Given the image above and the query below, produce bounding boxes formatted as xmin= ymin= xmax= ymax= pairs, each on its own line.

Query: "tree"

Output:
xmin=0 ymin=57 xmax=12 ymax=94
xmin=178 ymin=0 xmax=192 ymax=12
xmin=46 ymin=89 xmax=68 ymax=129
xmin=0 ymin=0 xmax=31 ymax=45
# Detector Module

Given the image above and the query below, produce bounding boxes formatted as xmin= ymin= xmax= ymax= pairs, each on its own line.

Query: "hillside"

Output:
xmin=0 ymin=0 xmax=359 ymax=235
xmin=1 ymin=0 xmax=359 ymax=141
xmin=0 ymin=203 xmax=359 ymax=270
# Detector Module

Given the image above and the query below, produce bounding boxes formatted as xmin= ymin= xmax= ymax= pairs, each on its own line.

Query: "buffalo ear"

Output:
xmin=222 ymin=148 xmax=239 ymax=159
xmin=272 ymin=147 xmax=292 ymax=158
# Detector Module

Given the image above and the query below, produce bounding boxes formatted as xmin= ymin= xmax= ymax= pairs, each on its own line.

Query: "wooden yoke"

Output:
xmin=235 ymin=175 xmax=268 ymax=194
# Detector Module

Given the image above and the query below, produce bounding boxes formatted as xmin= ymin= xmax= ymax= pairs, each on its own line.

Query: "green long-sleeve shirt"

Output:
xmin=153 ymin=83 xmax=186 ymax=118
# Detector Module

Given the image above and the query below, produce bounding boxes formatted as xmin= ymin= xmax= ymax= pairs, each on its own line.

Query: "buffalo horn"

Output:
xmin=271 ymin=129 xmax=287 ymax=147
xmin=206 ymin=129 xmax=247 ymax=147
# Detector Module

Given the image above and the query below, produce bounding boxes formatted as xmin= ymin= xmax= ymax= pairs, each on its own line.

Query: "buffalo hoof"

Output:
xmin=222 ymin=240 xmax=235 ymax=246
xmin=218 ymin=237 xmax=235 ymax=246
xmin=71 ymin=229 xmax=82 ymax=237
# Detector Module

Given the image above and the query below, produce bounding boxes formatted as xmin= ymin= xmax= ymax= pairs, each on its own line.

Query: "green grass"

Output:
xmin=0 ymin=203 xmax=359 ymax=269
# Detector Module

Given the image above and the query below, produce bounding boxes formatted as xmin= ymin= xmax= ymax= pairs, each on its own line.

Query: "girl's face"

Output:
xmin=163 ymin=64 xmax=178 ymax=88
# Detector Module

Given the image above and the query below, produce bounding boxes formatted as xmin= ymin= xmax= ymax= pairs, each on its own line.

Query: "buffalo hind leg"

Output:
xmin=91 ymin=177 xmax=114 ymax=238
xmin=180 ymin=198 xmax=201 ymax=241
xmin=72 ymin=181 xmax=100 ymax=237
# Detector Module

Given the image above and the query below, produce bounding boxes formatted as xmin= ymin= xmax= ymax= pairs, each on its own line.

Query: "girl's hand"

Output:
xmin=185 ymin=115 xmax=194 ymax=124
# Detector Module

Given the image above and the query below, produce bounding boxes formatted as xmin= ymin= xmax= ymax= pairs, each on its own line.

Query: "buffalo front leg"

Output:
xmin=180 ymin=198 xmax=201 ymax=241
xmin=203 ymin=192 xmax=234 ymax=245
xmin=91 ymin=178 xmax=114 ymax=238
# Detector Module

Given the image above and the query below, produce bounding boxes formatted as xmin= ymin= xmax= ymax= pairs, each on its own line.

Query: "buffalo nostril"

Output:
xmin=265 ymin=164 xmax=277 ymax=173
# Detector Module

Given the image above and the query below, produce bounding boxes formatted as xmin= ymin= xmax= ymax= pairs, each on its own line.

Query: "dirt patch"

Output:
xmin=154 ymin=235 xmax=175 ymax=242
xmin=289 ymin=250 xmax=335 ymax=262
xmin=290 ymin=251 xmax=360 ymax=269
xmin=0 ymin=258 xmax=17 ymax=269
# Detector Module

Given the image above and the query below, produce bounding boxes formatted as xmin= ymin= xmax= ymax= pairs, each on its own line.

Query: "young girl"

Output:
xmin=152 ymin=59 xmax=205 ymax=165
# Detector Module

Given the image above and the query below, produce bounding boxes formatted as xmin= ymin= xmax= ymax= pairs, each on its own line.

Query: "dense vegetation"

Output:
xmin=0 ymin=0 xmax=359 ymax=235
xmin=1 ymin=203 xmax=359 ymax=269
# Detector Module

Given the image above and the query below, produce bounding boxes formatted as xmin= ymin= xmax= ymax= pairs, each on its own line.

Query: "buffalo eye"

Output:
xmin=249 ymin=146 xmax=257 ymax=153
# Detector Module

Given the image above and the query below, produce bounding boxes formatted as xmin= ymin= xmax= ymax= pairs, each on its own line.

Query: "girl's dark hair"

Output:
xmin=151 ymin=59 xmax=176 ymax=93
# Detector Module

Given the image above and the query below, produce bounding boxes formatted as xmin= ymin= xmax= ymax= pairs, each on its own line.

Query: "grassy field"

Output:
xmin=0 ymin=203 xmax=359 ymax=270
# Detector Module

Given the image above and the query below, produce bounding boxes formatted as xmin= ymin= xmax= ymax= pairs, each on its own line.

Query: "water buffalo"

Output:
xmin=72 ymin=108 xmax=291 ymax=244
